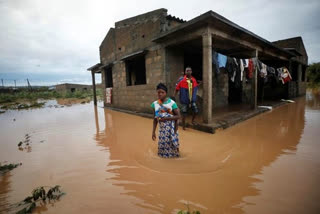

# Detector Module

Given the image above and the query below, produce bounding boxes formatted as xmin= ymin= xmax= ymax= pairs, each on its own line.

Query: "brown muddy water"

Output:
xmin=0 ymin=92 xmax=320 ymax=214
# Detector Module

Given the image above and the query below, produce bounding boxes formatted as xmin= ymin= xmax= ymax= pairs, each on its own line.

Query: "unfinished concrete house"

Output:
xmin=88 ymin=8 xmax=308 ymax=131
xmin=55 ymin=83 xmax=92 ymax=93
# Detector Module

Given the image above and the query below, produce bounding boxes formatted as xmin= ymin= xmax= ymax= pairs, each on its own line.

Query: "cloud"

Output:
xmin=0 ymin=0 xmax=319 ymax=86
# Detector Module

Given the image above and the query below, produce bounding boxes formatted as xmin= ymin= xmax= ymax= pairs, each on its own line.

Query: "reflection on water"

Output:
xmin=93 ymin=97 xmax=307 ymax=214
xmin=306 ymin=89 xmax=320 ymax=109
xmin=0 ymin=172 xmax=12 ymax=213
xmin=0 ymin=95 xmax=320 ymax=213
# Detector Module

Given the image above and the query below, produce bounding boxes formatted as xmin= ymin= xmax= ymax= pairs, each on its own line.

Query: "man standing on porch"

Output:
xmin=174 ymin=67 xmax=199 ymax=130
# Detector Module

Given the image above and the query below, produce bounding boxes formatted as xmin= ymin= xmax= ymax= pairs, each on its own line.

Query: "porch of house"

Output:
xmin=154 ymin=11 xmax=295 ymax=132
xmin=182 ymin=100 xmax=290 ymax=133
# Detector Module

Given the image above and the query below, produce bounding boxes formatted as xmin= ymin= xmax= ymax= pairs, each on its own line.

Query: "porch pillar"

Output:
xmin=94 ymin=105 xmax=100 ymax=133
xmin=202 ymin=30 xmax=212 ymax=124
xmin=298 ymin=63 xmax=302 ymax=82
xmin=251 ymin=49 xmax=258 ymax=109
xmin=91 ymin=70 xmax=97 ymax=106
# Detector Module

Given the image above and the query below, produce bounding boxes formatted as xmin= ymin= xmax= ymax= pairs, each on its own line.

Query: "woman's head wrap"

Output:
xmin=156 ymin=83 xmax=167 ymax=93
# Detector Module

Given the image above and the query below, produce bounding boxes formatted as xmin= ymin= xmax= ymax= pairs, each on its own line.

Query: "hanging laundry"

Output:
xmin=281 ymin=67 xmax=292 ymax=84
xmin=240 ymin=59 xmax=245 ymax=81
xmin=277 ymin=68 xmax=283 ymax=81
xmin=217 ymin=53 xmax=227 ymax=68
xmin=234 ymin=58 xmax=242 ymax=88
xmin=226 ymin=57 xmax=236 ymax=82
xmin=244 ymin=59 xmax=249 ymax=68
xmin=230 ymin=58 xmax=238 ymax=82
xmin=252 ymin=58 xmax=261 ymax=72
xmin=212 ymin=50 xmax=220 ymax=73
xmin=247 ymin=59 xmax=254 ymax=79
xmin=260 ymin=63 xmax=267 ymax=78
xmin=267 ymin=66 xmax=278 ymax=84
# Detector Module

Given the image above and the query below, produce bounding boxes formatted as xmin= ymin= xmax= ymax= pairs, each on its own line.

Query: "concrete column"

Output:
xmin=289 ymin=59 xmax=293 ymax=75
xmin=202 ymin=30 xmax=212 ymax=124
xmin=298 ymin=63 xmax=302 ymax=82
xmin=251 ymin=50 xmax=258 ymax=109
xmin=91 ymin=71 xmax=97 ymax=106
xmin=94 ymin=105 xmax=99 ymax=133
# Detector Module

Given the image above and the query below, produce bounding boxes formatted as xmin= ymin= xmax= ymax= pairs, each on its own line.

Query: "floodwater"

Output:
xmin=0 ymin=92 xmax=320 ymax=214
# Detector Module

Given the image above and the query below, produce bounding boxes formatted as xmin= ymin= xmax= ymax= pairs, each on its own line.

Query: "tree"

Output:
xmin=307 ymin=62 xmax=320 ymax=87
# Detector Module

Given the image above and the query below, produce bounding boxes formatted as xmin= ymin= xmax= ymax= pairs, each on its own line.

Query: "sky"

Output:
xmin=0 ymin=0 xmax=319 ymax=86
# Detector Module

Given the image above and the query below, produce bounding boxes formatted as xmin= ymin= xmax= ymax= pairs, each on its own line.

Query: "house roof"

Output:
xmin=87 ymin=63 xmax=102 ymax=71
xmin=153 ymin=10 xmax=295 ymax=59
xmin=272 ymin=36 xmax=307 ymax=57
xmin=166 ymin=14 xmax=186 ymax=23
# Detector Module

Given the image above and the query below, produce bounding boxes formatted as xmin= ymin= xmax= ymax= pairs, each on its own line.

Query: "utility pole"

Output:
xmin=14 ymin=80 xmax=16 ymax=89
xmin=1 ymin=79 xmax=3 ymax=88
xmin=27 ymin=79 xmax=32 ymax=91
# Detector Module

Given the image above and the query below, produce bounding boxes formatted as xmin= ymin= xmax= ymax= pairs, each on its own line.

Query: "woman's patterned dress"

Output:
xmin=151 ymin=98 xmax=179 ymax=158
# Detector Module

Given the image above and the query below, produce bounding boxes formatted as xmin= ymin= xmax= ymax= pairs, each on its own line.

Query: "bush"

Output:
xmin=307 ymin=62 xmax=320 ymax=88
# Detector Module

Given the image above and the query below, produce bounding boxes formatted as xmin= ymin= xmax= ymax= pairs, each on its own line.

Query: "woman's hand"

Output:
xmin=152 ymin=132 xmax=156 ymax=141
xmin=174 ymin=120 xmax=179 ymax=133
xmin=158 ymin=117 xmax=167 ymax=122
xmin=159 ymin=117 xmax=171 ymax=121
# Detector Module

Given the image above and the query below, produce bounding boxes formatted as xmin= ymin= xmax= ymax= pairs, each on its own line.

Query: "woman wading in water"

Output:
xmin=151 ymin=83 xmax=181 ymax=158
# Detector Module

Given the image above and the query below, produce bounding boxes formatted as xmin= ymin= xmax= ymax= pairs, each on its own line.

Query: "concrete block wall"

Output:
xmin=165 ymin=48 xmax=184 ymax=95
xmin=288 ymin=81 xmax=298 ymax=98
xmin=242 ymin=79 xmax=253 ymax=104
xmin=100 ymin=9 xmax=169 ymax=65
xmin=212 ymin=69 xmax=229 ymax=108
xmin=100 ymin=28 xmax=116 ymax=64
xmin=298 ymin=81 xmax=307 ymax=96
xmin=107 ymin=49 xmax=164 ymax=114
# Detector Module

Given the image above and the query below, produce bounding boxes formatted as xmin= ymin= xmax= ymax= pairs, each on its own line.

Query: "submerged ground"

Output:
xmin=0 ymin=91 xmax=320 ymax=214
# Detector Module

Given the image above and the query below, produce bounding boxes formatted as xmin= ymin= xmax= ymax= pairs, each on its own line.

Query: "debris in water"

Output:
xmin=281 ymin=99 xmax=295 ymax=103
xmin=258 ymin=106 xmax=273 ymax=110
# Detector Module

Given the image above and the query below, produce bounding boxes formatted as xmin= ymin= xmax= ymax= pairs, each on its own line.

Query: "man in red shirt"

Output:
xmin=173 ymin=67 xmax=199 ymax=130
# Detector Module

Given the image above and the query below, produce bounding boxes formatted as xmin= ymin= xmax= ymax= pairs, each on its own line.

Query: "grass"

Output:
xmin=0 ymin=88 xmax=103 ymax=105
xmin=0 ymin=163 xmax=22 ymax=175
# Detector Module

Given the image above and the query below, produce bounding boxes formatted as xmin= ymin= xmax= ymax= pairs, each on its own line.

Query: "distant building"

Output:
xmin=55 ymin=83 xmax=92 ymax=93
xmin=88 ymin=8 xmax=308 ymax=124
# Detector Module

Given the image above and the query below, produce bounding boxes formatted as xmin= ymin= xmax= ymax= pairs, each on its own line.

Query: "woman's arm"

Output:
xmin=152 ymin=109 xmax=158 ymax=141
xmin=173 ymin=108 xmax=181 ymax=133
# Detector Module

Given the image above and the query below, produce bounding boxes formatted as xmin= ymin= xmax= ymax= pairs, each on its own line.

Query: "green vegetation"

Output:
xmin=307 ymin=62 xmax=320 ymax=88
xmin=0 ymin=162 xmax=22 ymax=175
xmin=1 ymin=102 xmax=45 ymax=110
xmin=177 ymin=204 xmax=201 ymax=214
xmin=177 ymin=211 xmax=200 ymax=214
xmin=15 ymin=185 xmax=65 ymax=214
xmin=0 ymin=88 xmax=103 ymax=107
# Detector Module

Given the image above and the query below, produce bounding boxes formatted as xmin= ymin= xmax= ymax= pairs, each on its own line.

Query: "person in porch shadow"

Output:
xmin=173 ymin=67 xmax=199 ymax=130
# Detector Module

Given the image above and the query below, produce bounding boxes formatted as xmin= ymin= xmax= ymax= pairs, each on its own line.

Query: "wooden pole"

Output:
xmin=92 ymin=71 xmax=97 ymax=106
xmin=27 ymin=79 xmax=32 ymax=91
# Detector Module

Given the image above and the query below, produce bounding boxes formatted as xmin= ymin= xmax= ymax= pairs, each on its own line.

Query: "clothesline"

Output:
xmin=212 ymin=50 xmax=292 ymax=86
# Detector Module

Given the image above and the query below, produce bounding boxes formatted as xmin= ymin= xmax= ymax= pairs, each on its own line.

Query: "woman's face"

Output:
xmin=157 ymin=89 xmax=167 ymax=100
